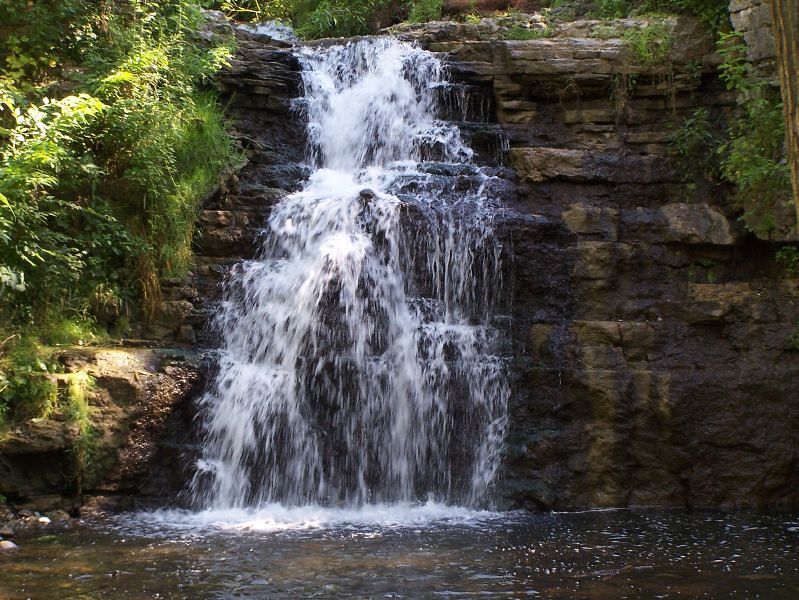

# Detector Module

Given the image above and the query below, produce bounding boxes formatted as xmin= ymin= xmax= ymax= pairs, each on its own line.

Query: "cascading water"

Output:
xmin=190 ymin=37 xmax=510 ymax=511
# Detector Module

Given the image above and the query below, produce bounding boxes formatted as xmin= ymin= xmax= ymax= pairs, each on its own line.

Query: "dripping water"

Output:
xmin=191 ymin=38 xmax=510 ymax=511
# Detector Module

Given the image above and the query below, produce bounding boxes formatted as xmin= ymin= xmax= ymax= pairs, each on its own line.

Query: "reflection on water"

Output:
xmin=2 ymin=508 xmax=798 ymax=599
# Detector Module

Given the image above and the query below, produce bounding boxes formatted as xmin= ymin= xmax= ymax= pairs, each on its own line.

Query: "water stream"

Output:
xmin=190 ymin=38 xmax=509 ymax=512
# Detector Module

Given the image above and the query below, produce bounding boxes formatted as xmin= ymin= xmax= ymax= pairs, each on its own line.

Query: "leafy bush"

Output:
xmin=668 ymin=107 xmax=721 ymax=181
xmin=667 ymin=31 xmax=791 ymax=239
xmin=715 ymin=33 xmax=791 ymax=237
xmin=408 ymin=0 xmax=444 ymax=23
xmin=622 ymin=21 xmax=673 ymax=66
xmin=0 ymin=1 xmax=237 ymax=328
xmin=0 ymin=1 xmax=238 ymax=423
xmin=218 ymin=0 xmax=296 ymax=21
xmin=0 ymin=336 xmax=58 ymax=424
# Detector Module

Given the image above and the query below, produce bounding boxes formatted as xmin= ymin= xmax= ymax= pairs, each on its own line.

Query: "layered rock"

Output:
xmin=0 ymin=348 xmax=203 ymax=512
xmin=146 ymin=29 xmax=307 ymax=345
xmin=392 ymin=16 xmax=799 ymax=509
xmin=149 ymin=17 xmax=798 ymax=511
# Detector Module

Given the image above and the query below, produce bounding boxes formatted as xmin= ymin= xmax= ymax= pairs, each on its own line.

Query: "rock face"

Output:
xmin=391 ymin=17 xmax=799 ymax=510
xmin=0 ymin=348 xmax=203 ymax=512
xmin=729 ymin=0 xmax=777 ymax=68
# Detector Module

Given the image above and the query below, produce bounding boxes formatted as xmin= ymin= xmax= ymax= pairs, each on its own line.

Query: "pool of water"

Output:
xmin=2 ymin=506 xmax=797 ymax=599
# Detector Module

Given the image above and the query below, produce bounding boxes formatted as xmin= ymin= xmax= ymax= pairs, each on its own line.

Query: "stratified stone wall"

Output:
xmin=0 ymin=348 xmax=203 ymax=512
xmin=729 ymin=0 xmax=776 ymax=68
xmin=393 ymin=16 xmax=799 ymax=510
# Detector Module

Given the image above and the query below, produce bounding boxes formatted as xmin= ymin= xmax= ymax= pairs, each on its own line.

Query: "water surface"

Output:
xmin=3 ymin=508 xmax=797 ymax=599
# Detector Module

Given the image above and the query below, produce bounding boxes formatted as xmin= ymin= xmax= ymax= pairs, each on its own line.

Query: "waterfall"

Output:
xmin=190 ymin=38 xmax=509 ymax=510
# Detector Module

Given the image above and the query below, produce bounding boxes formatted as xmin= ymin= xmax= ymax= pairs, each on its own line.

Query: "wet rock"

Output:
xmin=44 ymin=510 xmax=72 ymax=525
xmin=0 ymin=540 xmax=19 ymax=552
xmin=561 ymin=203 xmax=618 ymax=240
xmin=359 ymin=188 xmax=376 ymax=203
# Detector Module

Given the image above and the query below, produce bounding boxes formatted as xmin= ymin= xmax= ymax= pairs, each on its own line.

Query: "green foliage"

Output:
xmin=714 ymin=33 xmax=791 ymax=237
xmin=0 ymin=1 xmax=238 ymax=331
xmin=593 ymin=0 xmax=632 ymax=19
xmin=408 ymin=0 xmax=443 ymax=24
xmin=641 ymin=0 xmax=728 ymax=31
xmin=0 ymin=315 xmax=105 ymax=426
xmin=668 ymin=107 xmax=721 ymax=181
xmin=667 ymin=31 xmax=790 ymax=238
xmin=591 ymin=23 xmax=624 ymax=39
xmin=716 ymin=31 xmax=750 ymax=89
xmin=587 ymin=0 xmax=728 ymax=31
xmin=0 ymin=336 xmax=57 ymax=425
xmin=217 ymin=0 xmax=403 ymax=38
xmin=0 ymin=1 xmax=238 ymax=417
xmin=776 ymin=247 xmax=799 ymax=276
xmin=295 ymin=0 xmax=373 ymax=37
xmin=0 ymin=0 xmax=100 ymax=87
xmin=218 ymin=0 xmax=295 ymax=21
xmin=504 ymin=26 xmax=553 ymax=40
xmin=622 ymin=21 xmax=673 ymax=66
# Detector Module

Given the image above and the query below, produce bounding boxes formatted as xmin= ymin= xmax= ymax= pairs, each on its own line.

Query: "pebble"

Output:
xmin=45 ymin=510 xmax=73 ymax=525
xmin=0 ymin=525 xmax=14 ymax=537
xmin=0 ymin=540 xmax=19 ymax=552
xmin=37 ymin=516 xmax=51 ymax=525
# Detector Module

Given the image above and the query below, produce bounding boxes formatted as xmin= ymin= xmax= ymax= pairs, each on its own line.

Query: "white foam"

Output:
xmin=129 ymin=502 xmax=503 ymax=533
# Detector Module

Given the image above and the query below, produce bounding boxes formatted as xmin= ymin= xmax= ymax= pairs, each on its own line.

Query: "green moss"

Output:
xmin=0 ymin=336 xmax=58 ymax=424
xmin=63 ymin=370 xmax=97 ymax=494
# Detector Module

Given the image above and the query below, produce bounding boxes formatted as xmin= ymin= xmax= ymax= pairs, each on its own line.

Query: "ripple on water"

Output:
xmin=3 ymin=509 xmax=798 ymax=599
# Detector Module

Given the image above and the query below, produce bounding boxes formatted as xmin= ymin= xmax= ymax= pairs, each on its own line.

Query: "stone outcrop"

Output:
xmin=729 ymin=0 xmax=777 ymax=68
xmin=148 ymin=17 xmax=798 ymax=511
xmin=0 ymin=348 xmax=203 ymax=512
xmin=392 ymin=16 xmax=799 ymax=510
